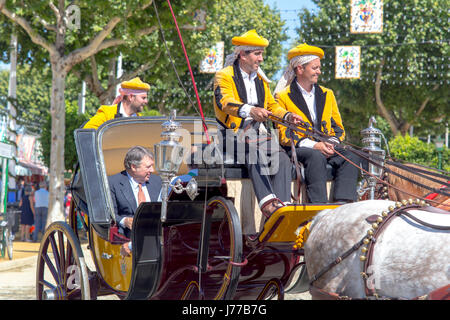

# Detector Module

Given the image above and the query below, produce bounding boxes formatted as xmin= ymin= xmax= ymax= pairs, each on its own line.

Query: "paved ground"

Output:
xmin=0 ymin=240 xmax=311 ymax=300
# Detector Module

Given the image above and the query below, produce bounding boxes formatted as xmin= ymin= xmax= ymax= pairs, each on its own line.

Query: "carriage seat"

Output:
xmin=189 ymin=142 xmax=335 ymax=181
xmin=222 ymin=160 xmax=335 ymax=182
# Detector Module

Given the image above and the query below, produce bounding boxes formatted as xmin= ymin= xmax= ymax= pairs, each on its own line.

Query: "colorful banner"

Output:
xmin=350 ymin=0 xmax=383 ymax=34
xmin=16 ymin=134 xmax=35 ymax=162
xmin=335 ymin=46 xmax=361 ymax=79
xmin=199 ymin=41 xmax=224 ymax=73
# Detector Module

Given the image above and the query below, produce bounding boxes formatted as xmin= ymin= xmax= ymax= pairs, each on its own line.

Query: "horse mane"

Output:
xmin=386 ymin=163 xmax=445 ymax=201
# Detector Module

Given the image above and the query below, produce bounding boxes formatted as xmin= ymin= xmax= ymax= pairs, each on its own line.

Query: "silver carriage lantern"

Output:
xmin=360 ymin=116 xmax=386 ymax=199
xmin=154 ymin=110 xmax=186 ymax=222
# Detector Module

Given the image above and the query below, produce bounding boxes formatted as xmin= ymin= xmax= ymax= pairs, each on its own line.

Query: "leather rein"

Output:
xmin=269 ymin=115 xmax=450 ymax=209
xmin=308 ymin=200 xmax=450 ymax=300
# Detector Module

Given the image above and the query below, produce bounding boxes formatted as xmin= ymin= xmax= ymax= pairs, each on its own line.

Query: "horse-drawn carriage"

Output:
xmin=35 ymin=111 xmax=450 ymax=300
xmin=36 ymin=114 xmax=345 ymax=300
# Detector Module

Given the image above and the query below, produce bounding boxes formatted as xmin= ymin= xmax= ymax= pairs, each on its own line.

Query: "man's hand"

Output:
xmin=123 ymin=217 xmax=133 ymax=230
xmin=249 ymin=107 xmax=272 ymax=122
xmin=120 ymin=242 xmax=131 ymax=257
xmin=314 ymin=141 xmax=335 ymax=157
xmin=287 ymin=113 xmax=303 ymax=125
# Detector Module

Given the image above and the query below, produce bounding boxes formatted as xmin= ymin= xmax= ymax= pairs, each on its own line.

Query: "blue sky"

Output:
xmin=264 ymin=0 xmax=318 ymax=78
xmin=264 ymin=0 xmax=317 ymax=45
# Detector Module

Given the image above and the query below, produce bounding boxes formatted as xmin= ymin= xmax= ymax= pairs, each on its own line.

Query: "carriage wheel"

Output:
xmin=36 ymin=221 xmax=90 ymax=300
xmin=0 ymin=227 xmax=5 ymax=258
xmin=6 ymin=226 xmax=13 ymax=260
xmin=205 ymin=196 xmax=243 ymax=300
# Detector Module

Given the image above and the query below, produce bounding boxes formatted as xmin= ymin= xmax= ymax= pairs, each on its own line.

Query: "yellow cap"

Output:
xmin=287 ymin=43 xmax=324 ymax=61
xmin=121 ymin=77 xmax=150 ymax=91
xmin=232 ymin=29 xmax=269 ymax=47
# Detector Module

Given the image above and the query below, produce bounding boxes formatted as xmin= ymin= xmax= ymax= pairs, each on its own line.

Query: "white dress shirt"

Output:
xmin=119 ymin=172 xmax=151 ymax=229
xmin=127 ymin=172 xmax=151 ymax=205
xmin=296 ymin=81 xmax=317 ymax=148
xmin=238 ymin=68 xmax=259 ymax=118
xmin=119 ymin=103 xmax=137 ymax=117
xmin=238 ymin=68 xmax=267 ymax=133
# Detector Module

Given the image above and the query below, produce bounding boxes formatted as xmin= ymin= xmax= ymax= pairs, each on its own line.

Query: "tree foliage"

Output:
xmin=40 ymin=100 xmax=90 ymax=171
xmin=0 ymin=65 xmax=98 ymax=133
xmin=294 ymin=0 xmax=449 ymax=142
xmin=0 ymin=0 xmax=207 ymax=224
xmin=80 ymin=0 xmax=288 ymax=118
xmin=388 ymin=134 xmax=449 ymax=171
xmin=0 ymin=0 xmax=286 ymax=223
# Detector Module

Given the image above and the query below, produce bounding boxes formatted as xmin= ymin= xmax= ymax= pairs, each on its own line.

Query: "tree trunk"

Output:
xmin=7 ymin=32 xmax=18 ymax=190
xmin=374 ymin=59 xmax=399 ymax=136
xmin=46 ymin=61 xmax=67 ymax=227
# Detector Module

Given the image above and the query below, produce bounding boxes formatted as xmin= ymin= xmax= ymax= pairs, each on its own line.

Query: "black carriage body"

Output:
xmin=71 ymin=116 xmax=310 ymax=300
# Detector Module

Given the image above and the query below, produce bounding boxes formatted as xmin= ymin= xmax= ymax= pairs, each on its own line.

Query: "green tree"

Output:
xmin=184 ymin=0 xmax=287 ymax=117
xmin=294 ymin=0 xmax=449 ymax=143
xmin=0 ymin=0 xmax=204 ymax=225
xmin=75 ymin=0 xmax=287 ymax=118
xmin=41 ymin=101 xmax=90 ymax=172
xmin=69 ymin=0 xmax=209 ymax=108
xmin=389 ymin=134 xmax=449 ymax=171
xmin=0 ymin=65 xmax=98 ymax=132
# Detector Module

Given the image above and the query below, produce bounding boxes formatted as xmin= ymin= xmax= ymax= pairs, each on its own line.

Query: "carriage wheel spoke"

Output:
xmin=39 ymin=279 xmax=56 ymax=291
xmin=43 ymin=252 xmax=61 ymax=285
xmin=48 ymin=233 xmax=62 ymax=279
xmin=64 ymin=242 xmax=74 ymax=287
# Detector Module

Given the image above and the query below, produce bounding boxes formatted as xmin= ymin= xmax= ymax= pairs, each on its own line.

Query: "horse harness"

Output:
xmin=309 ymin=199 xmax=450 ymax=300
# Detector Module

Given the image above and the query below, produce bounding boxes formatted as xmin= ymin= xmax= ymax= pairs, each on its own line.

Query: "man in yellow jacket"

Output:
xmin=84 ymin=77 xmax=150 ymax=129
xmin=274 ymin=43 xmax=359 ymax=203
xmin=214 ymin=30 xmax=301 ymax=218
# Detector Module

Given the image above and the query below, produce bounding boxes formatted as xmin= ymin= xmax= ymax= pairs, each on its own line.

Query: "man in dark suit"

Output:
xmin=108 ymin=145 xmax=162 ymax=256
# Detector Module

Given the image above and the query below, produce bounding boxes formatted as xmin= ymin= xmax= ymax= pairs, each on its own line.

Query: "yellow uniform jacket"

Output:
xmin=275 ymin=80 xmax=345 ymax=147
xmin=83 ymin=103 xmax=141 ymax=129
xmin=214 ymin=60 xmax=289 ymax=133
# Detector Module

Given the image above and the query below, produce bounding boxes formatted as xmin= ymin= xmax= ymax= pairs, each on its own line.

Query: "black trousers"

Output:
xmin=221 ymin=129 xmax=292 ymax=206
xmin=287 ymin=146 xmax=359 ymax=203
xmin=245 ymin=140 xmax=292 ymax=205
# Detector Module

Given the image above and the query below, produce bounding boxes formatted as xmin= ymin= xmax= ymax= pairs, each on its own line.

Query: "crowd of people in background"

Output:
xmin=12 ymin=178 xmax=76 ymax=243
xmin=16 ymin=179 xmax=49 ymax=242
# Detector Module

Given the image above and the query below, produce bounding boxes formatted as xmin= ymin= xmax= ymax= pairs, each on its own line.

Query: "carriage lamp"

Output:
xmin=360 ymin=116 xmax=386 ymax=199
xmin=154 ymin=110 xmax=186 ymax=222
xmin=171 ymin=177 xmax=199 ymax=201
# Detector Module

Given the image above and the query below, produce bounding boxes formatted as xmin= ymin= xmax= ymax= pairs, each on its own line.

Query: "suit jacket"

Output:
xmin=213 ymin=59 xmax=289 ymax=133
xmin=83 ymin=103 xmax=142 ymax=129
xmin=108 ymin=170 xmax=162 ymax=236
xmin=275 ymin=80 xmax=345 ymax=147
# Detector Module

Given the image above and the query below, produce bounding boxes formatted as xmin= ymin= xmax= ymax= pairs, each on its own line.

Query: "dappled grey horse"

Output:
xmin=304 ymin=200 xmax=450 ymax=299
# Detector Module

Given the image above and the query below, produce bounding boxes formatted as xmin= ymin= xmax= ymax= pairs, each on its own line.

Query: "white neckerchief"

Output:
xmin=274 ymin=54 xmax=320 ymax=95
xmin=126 ymin=172 xmax=150 ymax=205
